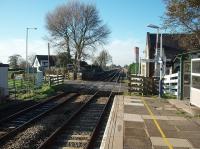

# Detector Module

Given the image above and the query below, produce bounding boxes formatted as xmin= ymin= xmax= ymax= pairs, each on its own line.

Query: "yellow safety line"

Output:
xmin=141 ymin=97 xmax=174 ymax=149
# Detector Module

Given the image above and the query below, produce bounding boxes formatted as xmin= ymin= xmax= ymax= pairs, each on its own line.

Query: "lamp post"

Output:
xmin=147 ymin=24 xmax=163 ymax=98
xmin=26 ymin=27 xmax=37 ymax=92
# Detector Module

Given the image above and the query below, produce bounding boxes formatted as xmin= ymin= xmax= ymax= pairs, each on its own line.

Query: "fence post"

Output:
xmin=20 ymin=79 xmax=22 ymax=89
xmin=178 ymin=71 xmax=181 ymax=100
xmin=62 ymin=75 xmax=64 ymax=84
xmin=142 ymin=77 xmax=145 ymax=96
xmin=14 ymin=79 xmax=16 ymax=100
xmin=57 ymin=75 xmax=59 ymax=85
xmin=49 ymin=77 xmax=51 ymax=86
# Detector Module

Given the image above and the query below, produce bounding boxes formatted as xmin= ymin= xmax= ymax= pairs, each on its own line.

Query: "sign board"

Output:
xmin=36 ymin=71 xmax=44 ymax=87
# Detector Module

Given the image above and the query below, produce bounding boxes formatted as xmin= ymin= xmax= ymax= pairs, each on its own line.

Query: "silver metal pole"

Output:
xmin=26 ymin=28 xmax=29 ymax=76
xmin=26 ymin=28 xmax=29 ymax=93
xmin=159 ymin=30 xmax=163 ymax=98
xmin=155 ymin=29 xmax=159 ymax=77
xmin=25 ymin=27 xmax=37 ymax=93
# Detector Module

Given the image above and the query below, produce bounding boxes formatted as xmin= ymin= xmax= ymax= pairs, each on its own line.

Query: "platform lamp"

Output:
xmin=147 ymin=24 xmax=163 ymax=98
xmin=26 ymin=27 xmax=37 ymax=92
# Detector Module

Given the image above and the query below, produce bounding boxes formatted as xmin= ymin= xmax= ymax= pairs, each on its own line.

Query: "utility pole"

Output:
xmin=48 ymin=43 xmax=50 ymax=70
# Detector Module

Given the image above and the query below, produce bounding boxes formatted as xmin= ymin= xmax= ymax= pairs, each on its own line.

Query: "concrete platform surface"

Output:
xmin=169 ymin=99 xmax=200 ymax=116
xmin=100 ymin=95 xmax=200 ymax=149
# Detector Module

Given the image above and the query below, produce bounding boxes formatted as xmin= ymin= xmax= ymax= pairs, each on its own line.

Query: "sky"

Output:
xmin=0 ymin=0 xmax=165 ymax=66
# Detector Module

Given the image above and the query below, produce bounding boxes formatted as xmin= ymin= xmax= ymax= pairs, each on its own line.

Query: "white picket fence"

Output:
xmin=163 ymin=72 xmax=180 ymax=98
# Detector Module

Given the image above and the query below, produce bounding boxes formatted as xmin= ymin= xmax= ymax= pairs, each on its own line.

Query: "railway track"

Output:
xmin=38 ymin=91 xmax=112 ymax=149
xmin=0 ymin=92 xmax=78 ymax=144
xmin=38 ymin=71 xmax=121 ymax=149
xmin=0 ymin=94 xmax=93 ymax=149
xmin=0 ymin=100 xmax=37 ymax=121
xmin=0 ymin=70 xmax=122 ymax=148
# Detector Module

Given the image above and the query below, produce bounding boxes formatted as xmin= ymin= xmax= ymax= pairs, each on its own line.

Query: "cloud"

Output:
xmin=0 ymin=38 xmax=49 ymax=63
xmin=104 ymin=38 xmax=143 ymax=66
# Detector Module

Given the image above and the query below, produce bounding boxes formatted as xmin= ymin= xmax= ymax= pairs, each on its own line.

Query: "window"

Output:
xmin=41 ymin=60 xmax=48 ymax=66
xmin=192 ymin=60 xmax=200 ymax=74
xmin=192 ymin=76 xmax=200 ymax=89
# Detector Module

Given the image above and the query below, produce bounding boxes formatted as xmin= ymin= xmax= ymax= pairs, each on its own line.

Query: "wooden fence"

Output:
xmin=48 ymin=75 xmax=64 ymax=86
xmin=128 ymin=74 xmax=159 ymax=95
xmin=163 ymin=72 xmax=180 ymax=98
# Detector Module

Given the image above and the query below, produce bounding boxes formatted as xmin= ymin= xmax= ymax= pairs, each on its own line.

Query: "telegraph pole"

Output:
xmin=48 ymin=43 xmax=50 ymax=70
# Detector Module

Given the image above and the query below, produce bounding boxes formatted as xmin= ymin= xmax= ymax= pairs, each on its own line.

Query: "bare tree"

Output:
xmin=94 ymin=50 xmax=112 ymax=69
xmin=56 ymin=51 xmax=72 ymax=67
xmin=46 ymin=1 xmax=110 ymax=79
xmin=162 ymin=0 xmax=200 ymax=47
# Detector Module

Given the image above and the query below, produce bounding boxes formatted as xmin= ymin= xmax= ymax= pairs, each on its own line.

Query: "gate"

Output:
xmin=128 ymin=74 xmax=159 ymax=95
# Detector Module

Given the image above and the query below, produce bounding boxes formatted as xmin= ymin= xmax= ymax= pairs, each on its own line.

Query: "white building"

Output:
xmin=0 ymin=64 xmax=9 ymax=99
xmin=32 ymin=55 xmax=57 ymax=71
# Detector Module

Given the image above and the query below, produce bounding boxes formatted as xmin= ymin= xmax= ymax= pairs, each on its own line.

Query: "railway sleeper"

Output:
xmin=72 ymin=120 xmax=97 ymax=124
xmin=67 ymin=125 xmax=95 ymax=130
xmin=56 ymin=140 xmax=87 ymax=148
xmin=66 ymin=127 xmax=94 ymax=132
xmin=60 ymin=134 xmax=90 ymax=140
xmin=78 ymin=114 xmax=101 ymax=118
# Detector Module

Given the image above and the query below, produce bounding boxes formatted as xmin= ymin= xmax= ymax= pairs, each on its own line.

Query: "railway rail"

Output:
xmin=0 ymin=69 xmax=122 ymax=148
xmin=0 ymin=100 xmax=37 ymax=121
xmin=38 ymin=71 xmax=121 ymax=149
xmin=0 ymin=93 xmax=78 ymax=145
xmin=38 ymin=91 xmax=112 ymax=149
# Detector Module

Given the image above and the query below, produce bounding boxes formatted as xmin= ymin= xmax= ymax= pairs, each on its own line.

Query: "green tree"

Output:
xmin=8 ymin=54 xmax=22 ymax=69
xmin=128 ymin=63 xmax=139 ymax=74
xmin=162 ymin=0 xmax=200 ymax=47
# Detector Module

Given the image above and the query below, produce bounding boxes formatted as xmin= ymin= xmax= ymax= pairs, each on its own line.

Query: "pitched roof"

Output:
xmin=147 ymin=32 xmax=198 ymax=60
xmin=0 ymin=64 xmax=9 ymax=67
xmin=35 ymin=55 xmax=57 ymax=66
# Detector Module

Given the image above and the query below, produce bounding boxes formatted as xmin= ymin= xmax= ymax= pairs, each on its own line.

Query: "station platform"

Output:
xmin=100 ymin=95 xmax=200 ymax=149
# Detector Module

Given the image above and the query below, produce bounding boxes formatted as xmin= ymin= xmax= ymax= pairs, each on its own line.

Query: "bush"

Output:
xmin=128 ymin=63 xmax=139 ymax=74
xmin=41 ymin=85 xmax=55 ymax=95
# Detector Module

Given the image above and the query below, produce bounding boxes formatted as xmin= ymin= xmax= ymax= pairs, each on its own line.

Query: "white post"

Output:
xmin=25 ymin=27 xmax=37 ymax=93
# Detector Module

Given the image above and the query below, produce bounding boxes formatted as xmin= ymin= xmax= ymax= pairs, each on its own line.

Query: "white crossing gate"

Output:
xmin=163 ymin=72 xmax=180 ymax=98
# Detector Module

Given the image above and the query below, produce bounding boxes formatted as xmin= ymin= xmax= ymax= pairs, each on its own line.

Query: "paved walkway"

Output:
xmin=101 ymin=95 xmax=200 ymax=149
